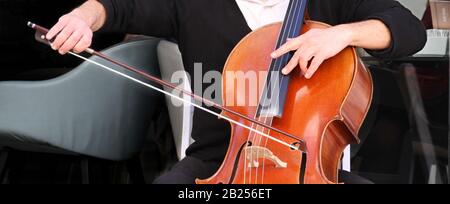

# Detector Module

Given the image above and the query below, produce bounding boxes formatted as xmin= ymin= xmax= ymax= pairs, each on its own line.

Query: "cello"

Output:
xmin=28 ymin=0 xmax=372 ymax=184
xmin=196 ymin=0 xmax=373 ymax=184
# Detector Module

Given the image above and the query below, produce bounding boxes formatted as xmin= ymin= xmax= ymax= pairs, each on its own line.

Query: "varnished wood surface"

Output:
xmin=197 ymin=21 xmax=373 ymax=184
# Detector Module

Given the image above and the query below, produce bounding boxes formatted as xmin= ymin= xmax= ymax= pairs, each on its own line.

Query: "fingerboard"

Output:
xmin=257 ymin=0 xmax=308 ymax=118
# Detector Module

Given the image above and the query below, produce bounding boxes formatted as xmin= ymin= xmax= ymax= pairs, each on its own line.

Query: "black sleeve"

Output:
xmin=340 ymin=0 xmax=427 ymax=59
xmin=98 ymin=0 xmax=178 ymax=38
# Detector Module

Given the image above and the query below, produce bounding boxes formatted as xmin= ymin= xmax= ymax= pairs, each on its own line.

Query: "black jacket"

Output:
xmin=99 ymin=0 xmax=426 ymax=162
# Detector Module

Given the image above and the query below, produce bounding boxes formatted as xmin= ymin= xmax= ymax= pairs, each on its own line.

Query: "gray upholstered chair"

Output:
xmin=0 ymin=38 xmax=162 ymax=164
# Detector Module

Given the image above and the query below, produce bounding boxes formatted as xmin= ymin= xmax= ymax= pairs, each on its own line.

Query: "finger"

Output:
xmin=51 ymin=23 xmax=75 ymax=51
xmin=298 ymin=49 xmax=316 ymax=74
xmin=304 ymin=55 xmax=325 ymax=79
xmin=59 ymin=30 xmax=83 ymax=54
xmin=46 ymin=17 xmax=69 ymax=41
xmin=271 ymin=36 xmax=303 ymax=58
xmin=281 ymin=50 xmax=301 ymax=75
xmin=73 ymin=33 xmax=92 ymax=53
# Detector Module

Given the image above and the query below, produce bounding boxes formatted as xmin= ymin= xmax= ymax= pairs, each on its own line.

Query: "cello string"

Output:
xmin=259 ymin=0 xmax=305 ymax=184
xmin=249 ymin=0 xmax=300 ymax=183
xmin=66 ymin=50 xmax=300 ymax=151
xmin=251 ymin=0 xmax=300 ymax=184
xmin=248 ymin=0 xmax=301 ymax=183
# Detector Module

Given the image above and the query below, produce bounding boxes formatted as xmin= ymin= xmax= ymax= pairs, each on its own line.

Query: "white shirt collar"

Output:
xmin=236 ymin=0 xmax=289 ymax=30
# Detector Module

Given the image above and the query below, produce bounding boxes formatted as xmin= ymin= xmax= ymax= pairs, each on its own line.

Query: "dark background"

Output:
xmin=0 ymin=0 xmax=124 ymax=80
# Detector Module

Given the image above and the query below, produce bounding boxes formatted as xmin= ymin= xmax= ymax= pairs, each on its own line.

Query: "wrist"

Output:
xmin=336 ymin=24 xmax=356 ymax=47
xmin=70 ymin=8 xmax=94 ymax=26
xmin=72 ymin=0 xmax=105 ymax=31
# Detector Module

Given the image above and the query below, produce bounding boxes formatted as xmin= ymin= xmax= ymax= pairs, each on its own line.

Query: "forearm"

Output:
xmin=71 ymin=0 xmax=106 ymax=31
xmin=98 ymin=0 xmax=177 ymax=37
xmin=338 ymin=19 xmax=392 ymax=51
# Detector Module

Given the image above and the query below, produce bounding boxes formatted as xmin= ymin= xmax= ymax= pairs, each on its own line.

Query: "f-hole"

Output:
xmin=291 ymin=142 xmax=307 ymax=184
xmin=228 ymin=141 xmax=252 ymax=184
xmin=299 ymin=152 xmax=307 ymax=184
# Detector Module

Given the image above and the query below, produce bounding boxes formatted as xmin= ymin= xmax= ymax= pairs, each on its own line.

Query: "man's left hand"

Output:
xmin=271 ymin=25 xmax=353 ymax=79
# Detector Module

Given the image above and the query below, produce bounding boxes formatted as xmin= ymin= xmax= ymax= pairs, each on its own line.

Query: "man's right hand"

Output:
xmin=46 ymin=0 xmax=106 ymax=55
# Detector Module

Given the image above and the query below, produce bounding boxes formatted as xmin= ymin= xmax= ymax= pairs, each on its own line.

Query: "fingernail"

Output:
xmin=282 ymin=69 xmax=288 ymax=75
xmin=271 ymin=53 xmax=276 ymax=58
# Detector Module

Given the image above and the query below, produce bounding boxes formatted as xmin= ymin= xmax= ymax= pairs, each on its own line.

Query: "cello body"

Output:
xmin=196 ymin=21 xmax=373 ymax=184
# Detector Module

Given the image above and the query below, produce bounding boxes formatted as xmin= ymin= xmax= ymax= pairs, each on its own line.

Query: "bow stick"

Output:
xmin=27 ymin=21 xmax=307 ymax=152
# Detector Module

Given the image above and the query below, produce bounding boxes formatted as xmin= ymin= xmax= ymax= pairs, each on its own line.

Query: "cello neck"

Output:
xmin=257 ymin=0 xmax=308 ymax=118
xmin=276 ymin=0 xmax=308 ymax=49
